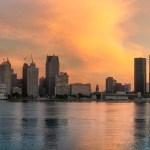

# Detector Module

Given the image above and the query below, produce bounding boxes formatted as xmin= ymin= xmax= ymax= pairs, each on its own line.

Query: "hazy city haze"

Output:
xmin=0 ymin=0 xmax=149 ymax=90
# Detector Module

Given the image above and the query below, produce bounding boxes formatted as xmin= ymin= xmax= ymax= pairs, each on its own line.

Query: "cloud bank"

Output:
xmin=0 ymin=0 xmax=147 ymax=90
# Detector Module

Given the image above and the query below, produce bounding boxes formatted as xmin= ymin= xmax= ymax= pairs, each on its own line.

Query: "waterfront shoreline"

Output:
xmin=2 ymin=98 xmax=136 ymax=103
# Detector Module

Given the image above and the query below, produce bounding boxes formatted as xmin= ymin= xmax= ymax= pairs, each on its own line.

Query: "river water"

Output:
xmin=0 ymin=101 xmax=150 ymax=150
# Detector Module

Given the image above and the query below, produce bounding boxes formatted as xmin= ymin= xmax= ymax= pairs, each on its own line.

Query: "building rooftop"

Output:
xmin=47 ymin=55 xmax=58 ymax=62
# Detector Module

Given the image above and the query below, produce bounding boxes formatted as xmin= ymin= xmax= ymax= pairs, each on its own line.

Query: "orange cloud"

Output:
xmin=0 ymin=0 xmax=146 ymax=90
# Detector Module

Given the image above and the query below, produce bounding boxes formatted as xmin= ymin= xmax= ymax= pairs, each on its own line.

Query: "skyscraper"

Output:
xmin=22 ymin=63 xmax=29 ymax=97
xmin=96 ymin=84 xmax=99 ymax=94
xmin=46 ymin=55 xmax=59 ymax=96
xmin=39 ymin=77 xmax=46 ymax=97
xmin=134 ymin=58 xmax=146 ymax=94
xmin=0 ymin=58 xmax=12 ymax=94
xmin=27 ymin=61 xmax=39 ymax=97
xmin=11 ymin=70 xmax=17 ymax=88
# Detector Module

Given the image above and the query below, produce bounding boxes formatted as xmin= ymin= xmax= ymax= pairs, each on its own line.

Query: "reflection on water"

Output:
xmin=0 ymin=102 xmax=150 ymax=150
xmin=134 ymin=103 xmax=150 ymax=150
xmin=43 ymin=118 xmax=68 ymax=150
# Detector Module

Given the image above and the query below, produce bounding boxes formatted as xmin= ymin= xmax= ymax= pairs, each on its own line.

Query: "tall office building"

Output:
xmin=27 ymin=61 xmax=39 ymax=97
xmin=96 ymin=84 xmax=99 ymax=94
xmin=106 ymin=77 xmax=116 ymax=93
xmin=22 ymin=63 xmax=29 ymax=97
xmin=0 ymin=59 xmax=12 ymax=94
xmin=134 ymin=58 xmax=146 ymax=94
xmin=17 ymin=79 xmax=22 ymax=88
xmin=11 ymin=71 xmax=17 ymax=88
xmin=39 ymin=77 xmax=46 ymax=97
xmin=46 ymin=55 xmax=59 ymax=96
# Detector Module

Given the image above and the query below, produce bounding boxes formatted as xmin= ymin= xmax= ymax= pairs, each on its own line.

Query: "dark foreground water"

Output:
xmin=0 ymin=101 xmax=150 ymax=150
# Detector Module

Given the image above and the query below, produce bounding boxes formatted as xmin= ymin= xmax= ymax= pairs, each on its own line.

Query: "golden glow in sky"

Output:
xmin=0 ymin=0 xmax=149 ymax=90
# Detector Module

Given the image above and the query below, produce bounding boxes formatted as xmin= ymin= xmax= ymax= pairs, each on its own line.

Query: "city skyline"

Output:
xmin=0 ymin=56 xmax=132 ymax=91
xmin=2 ymin=55 xmax=150 ymax=93
xmin=0 ymin=0 xmax=150 ymax=90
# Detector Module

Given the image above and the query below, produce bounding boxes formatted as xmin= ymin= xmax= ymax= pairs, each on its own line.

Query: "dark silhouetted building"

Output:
xmin=134 ymin=58 xmax=146 ymax=94
xmin=22 ymin=63 xmax=29 ymax=97
xmin=46 ymin=55 xmax=59 ymax=96
xmin=27 ymin=61 xmax=39 ymax=97
xmin=106 ymin=77 xmax=116 ymax=93
xmin=17 ymin=79 xmax=22 ymax=88
xmin=11 ymin=72 xmax=17 ymax=88
xmin=96 ymin=84 xmax=99 ymax=94
xmin=39 ymin=77 xmax=46 ymax=97
xmin=114 ymin=83 xmax=124 ymax=93
xmin=95 ymin=84 xmax=100 ymax=99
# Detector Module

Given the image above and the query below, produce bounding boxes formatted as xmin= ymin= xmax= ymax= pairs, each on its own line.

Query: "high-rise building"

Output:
xmin=95 ymin=84 xmax=100 ymax=99
xmin=11 ymin=73 xmax=17 ymax=88
xmin=96 ymin=84 xmax=99 ymax=94
xmin=39 ymin=77 xmax=46 ymax=97
xmin=106 ymin=77 xmax=116 ymax=93
xmin=22 ymin=63 xmax=29 ymax=97
xmin=17 ymin=79 xmax=22 ymax=88
xmin=55 ymin=72 xmax=69 ymax=95
xmin=46 ymin=55 xmax=59 ymax=96
xmin=134 ymin=58 xmax=146 ymax=94
xmin=0 ymin=59 xmax=12 ymax=94
xmin=27 ymin=61 xmax=39 ymax=97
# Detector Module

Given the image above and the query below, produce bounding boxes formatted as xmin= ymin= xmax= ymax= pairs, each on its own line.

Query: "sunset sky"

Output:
xmin=0 ymin=0 xmax=149 ymax=91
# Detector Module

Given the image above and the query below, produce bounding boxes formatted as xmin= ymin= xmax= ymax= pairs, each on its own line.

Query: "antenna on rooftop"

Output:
xmin=31 ymin=54 xmax=33 ymax=63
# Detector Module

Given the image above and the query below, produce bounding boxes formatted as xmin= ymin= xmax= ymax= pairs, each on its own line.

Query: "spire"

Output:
xmin=7 ymin=57 xmax=9 ymax=62
xmin=96 ymin=84 xmax=99 ymax=89
xmin=96 ymin=84 xmax=99 ymax=93
xmin=31 ymin=54 xmax=33 ymax=64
